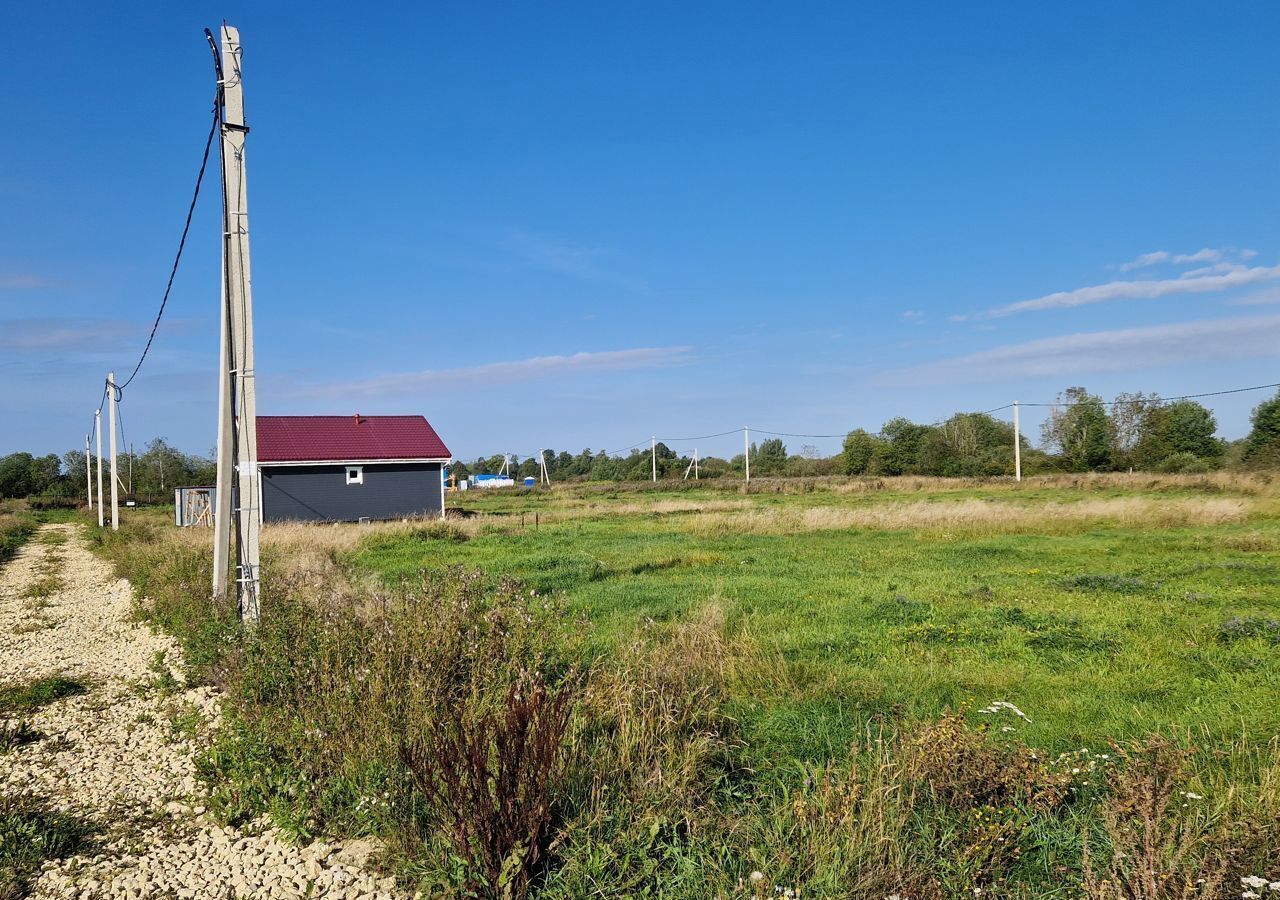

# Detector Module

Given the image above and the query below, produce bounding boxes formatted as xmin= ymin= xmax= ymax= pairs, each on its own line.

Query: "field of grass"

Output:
xmin=73 ymin=473 xmax=1280 ymax=897
xmin=357 ymin=475 xmax=1280 ymax=763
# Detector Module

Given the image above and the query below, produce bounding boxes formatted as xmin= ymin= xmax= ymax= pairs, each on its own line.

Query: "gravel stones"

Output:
xmin=0 ymin=524 xmax=406 ymax=899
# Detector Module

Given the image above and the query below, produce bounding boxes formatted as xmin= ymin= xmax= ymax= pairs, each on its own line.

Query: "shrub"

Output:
xmin=1155 ymin=453 xmax=1215 ymax=474
xmin=401 ymin=670 xmax=578 ymax=899
xmin=1083 ymin=736 xmax=1225 ymax=900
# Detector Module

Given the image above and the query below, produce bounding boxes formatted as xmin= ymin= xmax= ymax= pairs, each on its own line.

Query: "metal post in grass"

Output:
xmin=1014 ymin=401 xmax=1022 ymax=482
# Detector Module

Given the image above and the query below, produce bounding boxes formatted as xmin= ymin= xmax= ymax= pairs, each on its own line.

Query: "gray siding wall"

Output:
xmin=261 ymin=462 xmax=443 ymax=523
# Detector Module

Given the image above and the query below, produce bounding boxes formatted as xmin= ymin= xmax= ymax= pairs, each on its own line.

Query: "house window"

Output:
xmin=346 ymin=466 xmax=363 ymax=485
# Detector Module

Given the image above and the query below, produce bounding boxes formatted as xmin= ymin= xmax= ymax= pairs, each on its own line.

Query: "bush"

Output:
xmin=1154 ymin=452 xmax=1215 ymax=474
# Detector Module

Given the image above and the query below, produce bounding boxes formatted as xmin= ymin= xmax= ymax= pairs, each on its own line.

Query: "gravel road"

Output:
xmin=0 ymin=523 xmax=405 ymax=899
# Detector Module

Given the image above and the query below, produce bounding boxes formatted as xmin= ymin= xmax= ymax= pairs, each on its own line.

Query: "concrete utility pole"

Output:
xmin=1013 ymin=401 xmax=1022 ymax=482
xmin=210 ymin=23 xmax=262 ymax=624
xmin=651 ymin=437 xmax=657 ymax=482
xmin=684 ymin=448 xmax=700 ymax=481
xmin=744 ymin=426 xmax=751 ymax=485
xmin=108 ymin=372 xmax=119 ymax=531
xmin=85 ymin=433 xmax=93 ymax=509
xmin=94 ymin=411 xmax=104 ymax=528
xmin=128 ymin=443 xmax=133 ymax=495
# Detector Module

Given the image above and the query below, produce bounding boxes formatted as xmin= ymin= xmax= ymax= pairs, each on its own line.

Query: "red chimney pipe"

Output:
xmin=354 ymin=412 xmax=361 ymax=426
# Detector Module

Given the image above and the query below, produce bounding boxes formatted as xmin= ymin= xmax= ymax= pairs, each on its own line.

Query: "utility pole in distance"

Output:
xmin=94 ymin=411 xmax=104 ymax=528
xmin=651 ymin=437 xmax=657 ymax=482
xmin=1013 ymin=401 xmax=1022 ymax=482
xmin=85 ymin=433 xmax=93 ymax=510
xmin=744 ymin=426 xmax=751 ymax=485
xmin=108 ymin=372 xmax=119 ymax=531
xmin=210 ymin=23 xmax=262 ymax=625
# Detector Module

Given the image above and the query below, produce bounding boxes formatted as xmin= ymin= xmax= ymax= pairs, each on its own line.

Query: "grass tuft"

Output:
xmin=0 ymin=676 xmax=88 ymax=715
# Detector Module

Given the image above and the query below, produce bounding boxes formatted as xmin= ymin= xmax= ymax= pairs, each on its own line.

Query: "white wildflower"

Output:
xmin=750 ymin=872 xmax=765 ymax=885
xmin=1242 ymin=891 xmax=1260 ymax=899
xmin=1244 ymin=878 xmax=1269 ymax=890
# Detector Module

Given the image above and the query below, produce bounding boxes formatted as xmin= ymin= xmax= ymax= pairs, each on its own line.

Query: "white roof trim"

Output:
xmin=258 ymin=457 xmax=452 ymax=467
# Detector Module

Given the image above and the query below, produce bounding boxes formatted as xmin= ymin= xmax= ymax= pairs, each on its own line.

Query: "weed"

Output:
xmin=165 ymin=702 xmax=203 ymax=744
xmin=11 ymin=618 xmax=54 ymax=635
xmin=148 ymin=650 xmax=181 ymax=695
xmin=401 ymin=670 xmax=578 ymax=899
xmin=0 ymin=792 xmax=95 ymax=896
xmin=1083 ymin=736 xmax=1225 ymax=900
xmin=1217 ymin=617 xmax=1280 ymax=645
xmin=0 ymin=722 xmax=41 ymax=753
xmin=21 ymin=576 xmax=62 ymax=601
xmin=868 ymin=594 xmax=934 ymax=625
xmin=0 ymin=676 xmax=87 ymax=714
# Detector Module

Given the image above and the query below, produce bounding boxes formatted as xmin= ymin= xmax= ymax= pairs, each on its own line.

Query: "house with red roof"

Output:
xmin=256 ymin=414 xmax=451 ymax=523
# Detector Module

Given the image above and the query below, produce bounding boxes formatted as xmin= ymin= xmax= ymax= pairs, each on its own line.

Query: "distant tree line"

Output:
xmin=452 ymin=387 xmax=1280 ymax=483
xmin=0 ymin=439 xmax=215 ymax=502
xmin=6 ymin=387 xmax=1280 ymax=500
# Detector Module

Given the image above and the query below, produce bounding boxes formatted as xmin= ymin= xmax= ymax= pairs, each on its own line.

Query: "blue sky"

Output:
xmin=3 ymin=2 xmax=1279 ymax=463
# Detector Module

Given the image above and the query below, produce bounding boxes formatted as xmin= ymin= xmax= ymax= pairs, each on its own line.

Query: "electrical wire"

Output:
xmin=117 ymin=106 xmax=220 ymax=393
xmin=1016 ymin=382 xmax=1280 ymax=408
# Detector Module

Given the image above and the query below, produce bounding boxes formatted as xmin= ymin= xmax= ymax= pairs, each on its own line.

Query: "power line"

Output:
xmin=117 ymin=105 xmax=220 ymax=393
xmin=1017 ymin=382 xmax=1280 ymax=408
xmin=749 ymin=428 xmax=847 ymax=439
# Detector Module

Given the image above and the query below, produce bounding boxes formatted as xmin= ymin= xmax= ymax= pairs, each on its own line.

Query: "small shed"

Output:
xmin=256 ymin=414 xmax=451 ymax=523
xmin=175 ymin=486 xmax=216 ymax=527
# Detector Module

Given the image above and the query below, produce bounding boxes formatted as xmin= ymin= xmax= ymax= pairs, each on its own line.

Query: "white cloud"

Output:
xmin=1118 ymin=251 xmax=1170 ymax=272
xmin=0 ymin=317 xmax=137 ymax=350
xmin=1228 ymin=287 xmax=1280 ymax=307
xmin=877 ymin=314 xmax=1280 ymax=386
xmin=1172 ymin=248 xmax=1223 ymax=265
xmin=295 ymin=346 xmax=695 ymax=398
xmin=966 ymin=263 xmax=1280 ymax=319
xmin=901 ymin=310 xmax=925 ymax=321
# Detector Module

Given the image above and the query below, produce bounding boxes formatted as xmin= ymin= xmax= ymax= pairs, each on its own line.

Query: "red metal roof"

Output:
xmin=256 ymin=415 xmax=451 ymax=463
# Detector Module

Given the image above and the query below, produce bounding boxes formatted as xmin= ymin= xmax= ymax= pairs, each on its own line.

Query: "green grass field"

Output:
xmin=355 ymin=478 xmax=1280 ymax=763
xmin=74 ymin=474 xmax=1280 ymax=895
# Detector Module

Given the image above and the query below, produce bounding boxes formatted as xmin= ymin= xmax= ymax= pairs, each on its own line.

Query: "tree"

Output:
xmin=753 ymin=438 xmax=787 ymax=475
xmin=919 ymin=412 xmax=1016 ymax=476
xmin=841 ymin=429 xmax=883 ymax=475
xmin=876 ymin=417 xmax=933 ymax=475
xmin=1110 ymin=392 xmax=1161 ymax=467
xmin=1244 ymin=390 xmax=1280 ymax=466
xmin=0 ymin=453 xmax=65 ymax=499
xmin=1133 ymin=401 xmax=1221 ymax=468
xmin=1040 ymin=387 xmax=1114 ymax=471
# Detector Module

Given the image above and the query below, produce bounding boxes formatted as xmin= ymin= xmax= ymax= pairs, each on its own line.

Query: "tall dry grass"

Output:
xmin=687 ymin=496 xmax=1251 ymax=537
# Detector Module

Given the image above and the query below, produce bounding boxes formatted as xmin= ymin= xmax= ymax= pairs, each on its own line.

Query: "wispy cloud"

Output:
xmin=878 ymin=314 xmax=1280 ymax=386
xmin=0 ymin=317 xmax=138 ymax=351
xmin=292 ymin=345 xmax=695 ymax=398
xmin=1118 ymin=251 xmax=1170 ymax=272
xmin=502 ymin=229 xmax=649 ymax=293
xmin=961 ymin=262 xmax=1280 ymax=320
xmin=0 ymin=273 xmax=54 ymax=291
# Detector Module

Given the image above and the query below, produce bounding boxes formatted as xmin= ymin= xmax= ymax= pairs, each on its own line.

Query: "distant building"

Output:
xmin=256 ymin=414 xmax=451 ymax=522
xmin=471 ymin=473 xmax=515 ymax=489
